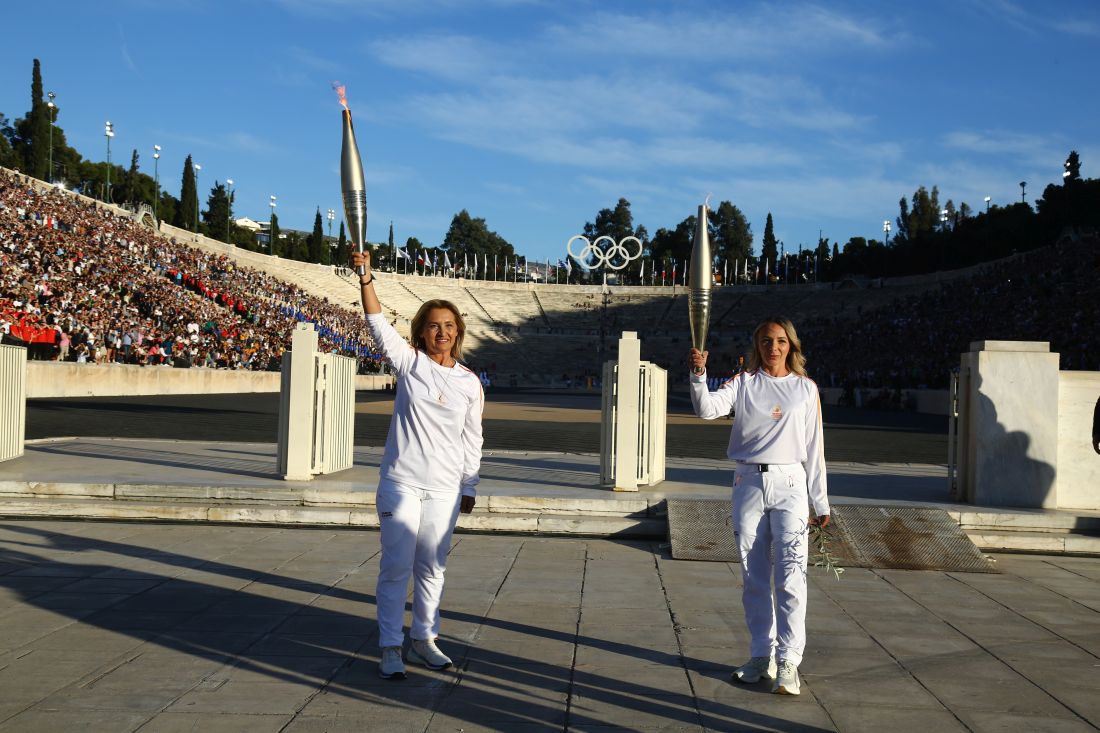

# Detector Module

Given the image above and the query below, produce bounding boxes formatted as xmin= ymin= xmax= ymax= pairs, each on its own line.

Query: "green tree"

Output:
xmin=336 ymin=222 xmax=348 ymax=266
xmin=176 ymin=155 xmax=198 ymax=231
xmin=760 ymin=212 xmax=778 ymax=272
xmin=17 ymin=59 xmax=50 ymax=179
xmin=709 ymin=201 xmax=752 ymax=264
xmin=1064 ymin=150 xmax=1081 ymax=182
xmin=269 ymin=212 xmax=281 ymax=256
xmin=202 ymin=181 xmax=231 ymax=241
xmin=309 ymin=207 xmax=326 ymax=263
xmin=442 ymin=210 xmax=514 ymax=262
xmin=0 ymin=113 xmax=16 ymax=168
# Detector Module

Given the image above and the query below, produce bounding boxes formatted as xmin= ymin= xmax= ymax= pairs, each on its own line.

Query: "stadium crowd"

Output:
xmin=0 ymin=169 xmax=381 ymax=371
xmin=799 ymin=234 xmax=1100 ymax=391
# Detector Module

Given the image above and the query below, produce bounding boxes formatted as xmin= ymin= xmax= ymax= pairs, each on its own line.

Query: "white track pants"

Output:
xmin=376 ymin=483 xmax=462 ymax=648
xmin=732 ymin=463 xmax=810 ymax=666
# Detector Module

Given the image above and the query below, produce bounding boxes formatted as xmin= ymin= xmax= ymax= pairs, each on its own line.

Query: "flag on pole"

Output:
xmin=397 ymin=247 xmax=411 ymax=261
xmin=639 ymin=258 xmax=644 ymax=283
xmin=444 ymin=251 xmax=451 ymax=269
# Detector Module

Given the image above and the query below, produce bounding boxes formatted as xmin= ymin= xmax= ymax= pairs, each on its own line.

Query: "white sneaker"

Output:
xmin=731 ymin=656 xmax=777 ymax=684
xmin=378 ymin=645 xmax=406 ymax=680
xmin=773 ymin=659 xmax=800 ymax=695
xmin=408 ymin=638 xmax=453 ymax=670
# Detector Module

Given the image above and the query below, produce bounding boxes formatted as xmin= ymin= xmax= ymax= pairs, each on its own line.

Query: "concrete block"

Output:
xmin=0 ymin=481 xmax=115 ymax=498
xmin=967 ymin=531 xmax=1066 ymax=553
xmin=485 ymin=495 xmax=649 ymax=516
xmin=1063 ymin=534 xmax=1100 ymax=555
xmin=348 ymin=510 xmax=380 ymax=527
xmin=457 ymin=513 xmax=539 ymax=533
xmin=114 ymin=484 xmax=301 ymax=505
xmin=303 ymin=489 xmax=376 ymax=507
xmin=206 ymin=507 xmax=352 ymax=526
xmin=537 ymin=515 xmax=664 ymax=536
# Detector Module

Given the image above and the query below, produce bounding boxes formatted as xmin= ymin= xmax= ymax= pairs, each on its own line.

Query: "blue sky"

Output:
xmin=3 ymin=0 xmax=1098 ymax=262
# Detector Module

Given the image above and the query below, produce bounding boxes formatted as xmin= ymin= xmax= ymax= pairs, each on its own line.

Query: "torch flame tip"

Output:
xmin=331 ymin=80 xmax=349 ymax=111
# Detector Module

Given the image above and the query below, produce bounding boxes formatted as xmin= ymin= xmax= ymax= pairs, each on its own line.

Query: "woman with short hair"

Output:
xmin=689 ymin=316 xmax=829 ymax=696
xmin=352 ymin=250 xmax=483 ymax=680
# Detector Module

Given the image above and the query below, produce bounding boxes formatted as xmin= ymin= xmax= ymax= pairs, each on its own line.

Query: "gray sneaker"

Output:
xmin=773 ymin=659 xmax=800 ymax=695
xmin=408 ymin=637 xmax=453 ymax=670
xmin=378 ymin=645 xmax=406 ymax=680
xmin=731 ymin=656 xmax=777 ymax=684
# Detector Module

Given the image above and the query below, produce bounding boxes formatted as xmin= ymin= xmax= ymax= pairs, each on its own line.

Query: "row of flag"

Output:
xmin=385 ymin=248 xmax=822 ymax=285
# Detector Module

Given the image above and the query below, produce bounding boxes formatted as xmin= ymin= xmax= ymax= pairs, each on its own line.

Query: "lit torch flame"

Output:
xmin=331 ymin=81 xmax=348 ymax=111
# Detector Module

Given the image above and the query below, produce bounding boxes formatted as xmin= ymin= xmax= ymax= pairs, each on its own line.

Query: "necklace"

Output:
xmin=429 ymin=360 xmax=456 ymax=404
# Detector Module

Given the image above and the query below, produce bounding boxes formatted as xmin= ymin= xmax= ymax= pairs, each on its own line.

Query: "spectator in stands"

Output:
xmin=688 ymin=317 xmax=829 ymax=697
xmin=351 ymin=249 xmax=483 ymax=681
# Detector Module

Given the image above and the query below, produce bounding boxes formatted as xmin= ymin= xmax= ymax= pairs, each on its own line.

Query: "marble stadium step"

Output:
xmin=2 ymin=481 xmax=1098 ymax=552
xmin=0 ymin=497 xmax=663 ymax=537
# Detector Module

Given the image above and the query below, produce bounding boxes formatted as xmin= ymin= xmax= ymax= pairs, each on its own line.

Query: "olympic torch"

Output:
xmin=688 ymin=200 xmax=712 ymax=376
xmin=334 ymin=83 xmax=367 ymax=276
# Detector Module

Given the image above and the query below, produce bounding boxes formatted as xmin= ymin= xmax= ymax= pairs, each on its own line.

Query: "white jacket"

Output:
xmin=367 ymin=313 xmax=484 ymax=497
xmin=690 ymin=369 xmax=829 ymax=516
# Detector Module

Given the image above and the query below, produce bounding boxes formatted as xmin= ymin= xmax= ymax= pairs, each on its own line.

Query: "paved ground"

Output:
xmin=1 ymin=520 xmax=1099 ymax=733
xmin=25 ymin=391 xmax=949 ymax=465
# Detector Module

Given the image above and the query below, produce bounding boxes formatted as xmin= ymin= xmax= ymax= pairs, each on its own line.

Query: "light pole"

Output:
xmin=46 ymin=92 xmax=56 ymax=183
xmin=193 ymin=163 xmax=202 ymax=233
xmin=152 ymin=145 xmax=161 ymax=221
xmin=883 ymin=220 xmax=891 ymax=245
xmin=269 ymin=195 xmax=277 ymax=253
xmin=104 ymin=121 xmax=114 ymax=202
xmin=226 ymin=179 xmax=234 ymax=244
xmin=326 ymin=208 xmax=336 ymax=265
xmin=940 ymin=208 xmax=949 ymax=231
xmin=984 ymin=196 xmax=991 ymax=213
xmin=1019 ymin=181 xmax=1027 ymax=203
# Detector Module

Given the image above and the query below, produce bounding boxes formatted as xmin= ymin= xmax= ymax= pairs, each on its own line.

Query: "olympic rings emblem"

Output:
xmin=566 ymin=235 xmax=644 ymax=271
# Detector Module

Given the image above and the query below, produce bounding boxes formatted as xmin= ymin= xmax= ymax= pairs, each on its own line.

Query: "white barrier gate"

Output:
xmin=277 ymin=323 xmax=356 ymax=480
xmin=600 ymin=331 xmax=667 ymax=491
xmin=0 ymin=345 xmax=27 ymax=463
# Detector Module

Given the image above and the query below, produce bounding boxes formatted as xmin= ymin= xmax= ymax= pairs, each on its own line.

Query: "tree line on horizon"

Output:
xmin=3 ymin=59 xmax=1096 ymax=282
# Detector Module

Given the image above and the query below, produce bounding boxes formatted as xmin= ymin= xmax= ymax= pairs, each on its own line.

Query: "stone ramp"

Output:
xmin=1 ymin=438 xmax=1098 ymax=553
xmin=667 ymin=499 xmax=999 ymax=572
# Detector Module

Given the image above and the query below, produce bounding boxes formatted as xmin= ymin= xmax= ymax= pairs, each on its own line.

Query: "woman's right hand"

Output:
xmin=689 ymin=348 xmax=708 ymax=373
xmin=350 ymin=250 xmax=372 ymax=272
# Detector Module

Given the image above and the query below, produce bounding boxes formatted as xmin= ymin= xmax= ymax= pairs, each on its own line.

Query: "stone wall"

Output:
xmin=27 ymin=362 xmax=391 ymax=398
xmin=1057 ymin=370 xmax=1100 ymax=511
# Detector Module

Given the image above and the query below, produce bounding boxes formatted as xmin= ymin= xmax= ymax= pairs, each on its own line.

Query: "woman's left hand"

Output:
xmin=810 ymin=514 xmax=830 ymax=528
xmin=460 ymin=496 xmax=476 ymax=514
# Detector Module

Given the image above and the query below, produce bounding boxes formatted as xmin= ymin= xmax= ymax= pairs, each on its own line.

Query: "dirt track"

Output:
xmin=26 ymin=390 xmax=948 ymax=464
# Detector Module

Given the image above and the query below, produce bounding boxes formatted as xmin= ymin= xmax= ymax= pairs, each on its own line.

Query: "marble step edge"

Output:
xmin=0 ymin=482 xmax=656 ymax=517
xmin=966 ymin=530 xmax=1100 ymax=556
xmin=0 ymin=498 xmax=664 ymax=538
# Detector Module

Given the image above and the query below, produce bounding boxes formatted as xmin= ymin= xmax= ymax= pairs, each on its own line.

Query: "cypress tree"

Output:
xmin=269 ymin=212 xmax=281 ymax=257
xmin=177 ymin=155 xmax=197 ymax=231
xmin=310 ymin=207 xmax=325 ymax=263
xmin=761 ymin=212 xmax=778 ymax=272
xmin=26 ymin=59 xmax=49 ymax=179
xmin=337 ymin=222 xmax=347 ymax=266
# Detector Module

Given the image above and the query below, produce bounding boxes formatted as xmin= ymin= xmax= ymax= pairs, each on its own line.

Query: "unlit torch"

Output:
xmin=688 ymin=200 xmax=712 ymax=376
xmin=335 ymin=83 xmax=367 ymax=276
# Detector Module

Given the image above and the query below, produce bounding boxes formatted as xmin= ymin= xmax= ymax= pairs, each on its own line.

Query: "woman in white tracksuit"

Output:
xmin=352 ymin=250 xmax=484 ymax=681
xmin=689 ymin=316 xmax=829 ymax=696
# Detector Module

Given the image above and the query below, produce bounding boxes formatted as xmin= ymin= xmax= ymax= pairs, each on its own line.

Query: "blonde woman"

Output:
xmin=688 ymin=316 xmax=829 ymax=696
xmin=351 ymin=250 xmax=483 ymax=680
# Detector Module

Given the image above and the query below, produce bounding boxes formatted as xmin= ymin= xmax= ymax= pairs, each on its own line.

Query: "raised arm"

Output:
xmin=353 ymin=250 xmax=415 ymax=374
xmin=351 ymin=250 xmax=380 ymax=315
xmin=688 ymin=348 xmax=738 ymax=420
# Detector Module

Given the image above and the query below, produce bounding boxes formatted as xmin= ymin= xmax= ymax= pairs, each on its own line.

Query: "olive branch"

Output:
xmin=811 ymin=521 xmax=844 ymax=580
